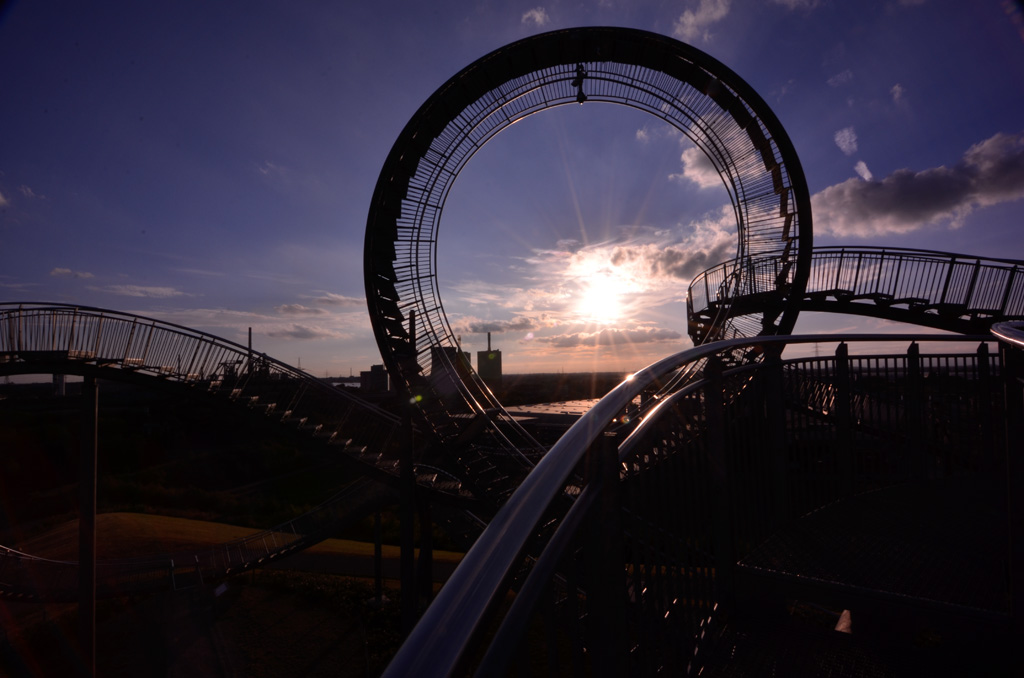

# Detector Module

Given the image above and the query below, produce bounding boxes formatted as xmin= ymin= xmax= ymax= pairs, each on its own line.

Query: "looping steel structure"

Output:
xmin=365 ymin=27 xmax=813 ymax=445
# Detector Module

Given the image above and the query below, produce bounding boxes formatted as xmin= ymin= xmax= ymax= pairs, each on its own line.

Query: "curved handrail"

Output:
xmin=382 ymin=331 xmax=992 ymax=677
xmin=992 ymin=321 xmax=1024 ymax=349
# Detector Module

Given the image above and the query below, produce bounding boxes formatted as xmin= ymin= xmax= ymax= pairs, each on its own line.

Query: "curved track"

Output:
xmin=365 ymin=27 xmax=813 ymax=447
xmin=688 ymin=246 xmax=1024 ymax=340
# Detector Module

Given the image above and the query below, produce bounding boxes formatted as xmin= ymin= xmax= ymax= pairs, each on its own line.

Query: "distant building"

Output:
xmin=477 ymin=332 xmax=502 ymax=391
xmin=359 ymin=364 xmax=390 ymax=393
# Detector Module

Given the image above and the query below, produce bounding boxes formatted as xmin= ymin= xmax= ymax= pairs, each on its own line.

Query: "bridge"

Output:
xmin=3 ymin=26 xmax=1023 ymax=676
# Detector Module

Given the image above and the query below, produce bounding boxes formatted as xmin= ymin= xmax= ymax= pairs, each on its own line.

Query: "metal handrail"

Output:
xmin=993 ymin=321 xmax=1024 ymax=349
xmin=382 ymin=332 xmax=993 ymax=677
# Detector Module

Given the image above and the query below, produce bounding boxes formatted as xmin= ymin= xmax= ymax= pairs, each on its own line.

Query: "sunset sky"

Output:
xmin=2 ymin=0 xmax=1023 ymax=376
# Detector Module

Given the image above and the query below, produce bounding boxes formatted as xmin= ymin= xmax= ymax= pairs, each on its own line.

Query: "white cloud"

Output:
xmin=105 ymin=285 xmax=186 ymax=298
xmin=827 ymin=70 xmax=853 ymax=87
xmin=890 ymin=83 xmax=905 ymax=105
xmin=50 ymin=267 xmax=94 ymax=279
xmin=521 ymin=7 xmax=549 ymax=27
xmin=19 ymin=185 xmax=45 ymax=200
xmin=813 ymin=130 xmax=1024 ymax=237
xmin=276 ymin=303 xmax=327 ymax=316
xmin=834 ymin=127 xmax=858 ymax=155
xmin=670 ymin=146 xmax=722 ymax=189
xmin=0 ymin=190 xmax=8 ymax=207
xmin=673 ymin=0 xmax=731 ymax=42
xmin=854 ymin=161 xmax=873 ymax=181
xmin=772 ymin=0 xmax=820 ymax=9
xmin=312 ymin=292 xmax=364 ymax=307
xmin=635 ymin=127 xmax=650 ymax=144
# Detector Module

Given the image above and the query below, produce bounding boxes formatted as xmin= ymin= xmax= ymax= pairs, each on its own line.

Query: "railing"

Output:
xmin=688 ymin=247 xmax=1024 ymax=341
xmin=384 ymin=332 xmax=1011 ymax=677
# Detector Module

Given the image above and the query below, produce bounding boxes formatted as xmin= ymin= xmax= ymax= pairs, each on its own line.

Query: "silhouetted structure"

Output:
xmin=476 ymin=332 xmax=502 ymax=391
xmin=359 ymin=363 xmax=389 ymax=393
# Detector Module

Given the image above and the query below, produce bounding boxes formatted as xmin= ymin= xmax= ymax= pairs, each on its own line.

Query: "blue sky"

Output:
xmin=2 ymin=0 xmax=1023 ymax=376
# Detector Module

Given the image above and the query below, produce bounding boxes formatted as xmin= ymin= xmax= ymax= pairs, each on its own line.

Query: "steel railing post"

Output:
xmin=999 ymin=340 xmax=1024 ymax=625
xmin=762 ymin=350 xmax=789 ymax=526
xmin=906 ymin=342 xmax=925 ymax=479
xmin=79 ymin=375 xmax=98 ymax=678
xmin=834 ymin=342 xmax=854 ymax=495
xmin=584 ymin=432 xmax=627 ymax=678
xmin=704 ymin=356 xmax=734 ymax=605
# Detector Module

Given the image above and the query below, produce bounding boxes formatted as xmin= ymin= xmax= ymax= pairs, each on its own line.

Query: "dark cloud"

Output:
xmin=813 ymin=131 xmax=1024 ymax=237
xmin=610 ymin=238 xmax=734 ymax=282
xmin=538 ymin=327 xmax=683 ymax=348
xmin=458 ymin=316 xmax=539 ymax=333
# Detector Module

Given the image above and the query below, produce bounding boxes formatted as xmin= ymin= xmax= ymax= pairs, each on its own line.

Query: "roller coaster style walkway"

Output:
xmin=688 ymin=246 xmax=1024 ymax=342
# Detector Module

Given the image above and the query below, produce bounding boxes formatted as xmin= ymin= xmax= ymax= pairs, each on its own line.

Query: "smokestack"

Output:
xmin=487 ymin=332 xmax=491 ymax=352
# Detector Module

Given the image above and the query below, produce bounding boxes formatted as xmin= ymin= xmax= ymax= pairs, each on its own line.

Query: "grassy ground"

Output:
xmin=2 ymin=512 xmax=462 ymax=677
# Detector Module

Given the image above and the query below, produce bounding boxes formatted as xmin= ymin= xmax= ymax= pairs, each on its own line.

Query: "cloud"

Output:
xmin=813 ymin=131 xmax=1024 ymax=237
xmin=0 ymin=191 xmax=8 ymax=207
xmin=454 ymin=316 xmax=540 ymax=334
xmin=890 ymin=83 xmax=906 ymax=105
xmin=834 ymin=127 xmax=858 ymax=155
xmin=265 ymin=324 xmax=340 ymax=340
xmin=673 ymin=0 xmax=731 ymax=42
xmin=50 ymin=267 xmax=94 ymax=279
xmin=521 ymin=7 xmax=549 ymax=27
xmin=276 ymin=303 xmax=327 ymax=316
xmin=19 ymin=185 xmax=45 ymax=200
xmin=670 ymin=146 xmax=722 ymax=189
xmin=773 ymin=0 xmax=820 ymax=9
xmin=827 ymin=70 xmax=853 ymax=87
xmin=312 ymin=292 xmax=364 ymax=307
xmin=104 ymin=285 xmax=186 ymax=298
xmin=854 ymin=161 xmax=873 ymax=181
xmin=537 ymin=326 xmax=683 ymax=348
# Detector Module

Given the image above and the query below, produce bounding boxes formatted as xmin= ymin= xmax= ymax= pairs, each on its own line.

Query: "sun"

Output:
xmin=575 ymin=270 xmax=625 ymax=324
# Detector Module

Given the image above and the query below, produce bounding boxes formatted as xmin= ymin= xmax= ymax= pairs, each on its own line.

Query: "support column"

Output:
xmin=79 ymin=375 xmax=98 ymax=677
xmin=834 ymin=342 xmax=854 ymax=495
xmin=585 ymin=432 xmax=627 ymax=678
xmin=400 ymin=312 xmax=418 ymax=634
xmin=705 ymin=356 xmax=734 ymax=604
xmin=1001 ymin=342 xmax=1024 ymax=624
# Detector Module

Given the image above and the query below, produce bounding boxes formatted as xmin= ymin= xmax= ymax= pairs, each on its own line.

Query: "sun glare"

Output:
xmin=576 ymin=272 xmax=624 ymax=324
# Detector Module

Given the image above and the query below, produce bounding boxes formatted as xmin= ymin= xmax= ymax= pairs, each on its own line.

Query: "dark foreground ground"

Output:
xmin=2 ymin=568 xmax=417 ymax=677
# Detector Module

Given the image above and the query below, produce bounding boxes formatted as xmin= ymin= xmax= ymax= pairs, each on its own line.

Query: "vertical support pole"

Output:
xmin=374 ymin=510 xmax=383 ymax=605
xmin=705 ymin=356 xmax=734 ymax=606
xmin=400 ymin=311 xmax=418 ymax=634
xmin=585 ymin=432 xmax=627 ymax=678
xmin=763 ymin=350 xmax=789 ymax=528
xmin=977 ymin=343 xmax=995 ymax=472
xmin=1000 ymin=341 xmax=1024 ymax=626
xmin=79 ymin=375 xmax=98 ymax=678
xmin=834 ymin=342 xmax=854 ymax=496
xmin=906 ymin=342 xmax=925 ymax=479
xmin=417 ymin=501 xmax=433 ymax=603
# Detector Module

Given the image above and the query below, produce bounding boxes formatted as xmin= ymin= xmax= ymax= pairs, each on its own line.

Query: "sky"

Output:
xmin=2 ymin=0 xmax=1023 ymax=377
